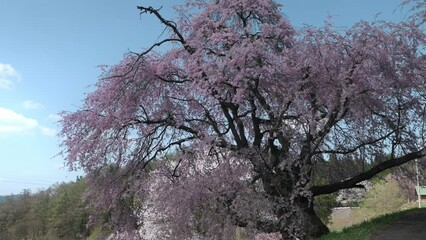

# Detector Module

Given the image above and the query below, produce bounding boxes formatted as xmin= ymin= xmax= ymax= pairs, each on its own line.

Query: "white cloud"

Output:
xmin=0 ymin=79 xmax=13 ymax=89
xmin=0 ymin=63 xmax=20 ymax=90
xmin=48 ymin=114 xmax=62 ymax=122
xmin=0 ymin=107 xmax=58 ymax=138
xmin=0 ymin=107 xmax=38 ymax=135
xmin=39 ymin=126 xmax=56 ymax=137
xmin=22 ymin=100 xmax=44 ymax=110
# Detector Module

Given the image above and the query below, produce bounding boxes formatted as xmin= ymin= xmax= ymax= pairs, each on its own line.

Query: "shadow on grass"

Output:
xmin=318 ymin=208 xmax=421 ymax=240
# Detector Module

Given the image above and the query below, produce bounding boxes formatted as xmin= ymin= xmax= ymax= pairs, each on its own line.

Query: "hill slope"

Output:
xmin=320 ymin=208 xmax=426 ymax=240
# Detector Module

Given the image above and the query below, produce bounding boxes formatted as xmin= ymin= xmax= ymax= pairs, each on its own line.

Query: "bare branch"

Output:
xmin=315 ymin=129 xmax=396 ymax=155
xmin=137 ymin=6 xmax=195 ymax=54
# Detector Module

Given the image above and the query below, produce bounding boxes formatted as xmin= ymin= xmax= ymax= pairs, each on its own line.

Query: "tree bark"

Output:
xmin=303 ymin=204 xmax=329 ymax=239
xmin=279 ymin=196 xmax=329 ymax=240
xmin=260 ymin=154 xmax=329 ymax=239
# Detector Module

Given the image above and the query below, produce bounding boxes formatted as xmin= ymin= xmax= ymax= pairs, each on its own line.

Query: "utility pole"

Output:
xmin=416 ymin=159 xmax=421 ymax=208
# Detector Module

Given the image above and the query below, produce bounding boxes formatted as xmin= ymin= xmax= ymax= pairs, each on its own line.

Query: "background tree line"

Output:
xmin=0 ymin=178 xmax=90 ymax=240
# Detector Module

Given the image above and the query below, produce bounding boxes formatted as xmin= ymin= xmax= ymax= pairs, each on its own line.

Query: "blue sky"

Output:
xmin=0 ymin=0 xmax=407 ymax=195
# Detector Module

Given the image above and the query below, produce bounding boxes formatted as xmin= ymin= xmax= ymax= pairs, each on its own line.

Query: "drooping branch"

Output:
xmin=310 ymin=148 xmax=426 ymax=196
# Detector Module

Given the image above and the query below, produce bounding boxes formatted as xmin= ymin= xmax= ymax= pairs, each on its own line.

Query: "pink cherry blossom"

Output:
xmin=59 ymin=1 xmax=425 ymax=239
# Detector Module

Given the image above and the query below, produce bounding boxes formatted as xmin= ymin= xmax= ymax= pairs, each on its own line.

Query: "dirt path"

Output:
xmin=371 ymin=208 xmax=426 ymax=240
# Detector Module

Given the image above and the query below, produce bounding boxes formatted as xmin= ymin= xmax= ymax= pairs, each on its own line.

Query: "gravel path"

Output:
xmin=371 ymin=208 xmax=426 ymax=240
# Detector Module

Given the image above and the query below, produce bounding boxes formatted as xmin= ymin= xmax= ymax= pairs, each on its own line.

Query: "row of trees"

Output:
xmin=0 ymin=179 xmax=89 ymax=240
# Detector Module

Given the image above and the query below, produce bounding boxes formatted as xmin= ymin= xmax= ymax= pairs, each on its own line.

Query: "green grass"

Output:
xmin=87 ymin=226 xmax=101 ymax=240
xmin=88 ymin=225 xmax=113 ymax=240
xmin=319 ymin=208 xmax=421 ymax=240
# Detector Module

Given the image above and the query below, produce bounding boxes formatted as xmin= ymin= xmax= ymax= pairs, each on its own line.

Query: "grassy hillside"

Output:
xmin=319 ymin=208 xmax=422 ymax=240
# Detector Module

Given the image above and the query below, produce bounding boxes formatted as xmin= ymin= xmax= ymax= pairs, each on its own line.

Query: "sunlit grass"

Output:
xmin=319 ymin=208 xmax=421 ymax=240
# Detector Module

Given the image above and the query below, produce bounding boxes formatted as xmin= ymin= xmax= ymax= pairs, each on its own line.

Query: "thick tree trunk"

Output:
xmin=301 ymin=203 xmax=329 ymax=239
xmin=259 ymin=153 xmax=329 ymax=239
xmin=279 ymin=196 xmax=329 ymax=240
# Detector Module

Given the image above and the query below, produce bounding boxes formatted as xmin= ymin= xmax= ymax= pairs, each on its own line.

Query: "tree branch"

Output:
xmin=310 ymin=148 xmax=426 ymax=196
xmin=137 ymin=6 xmax=195 ymax=54
xmin=315 ymin=129 xmax=396 ymax=155
xmin=220 ymin=102 xmax=243 ymax=147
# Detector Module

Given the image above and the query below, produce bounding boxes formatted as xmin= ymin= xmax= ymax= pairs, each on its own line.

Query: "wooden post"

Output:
xmin=416 ymin=159 xmax=422 ymax=208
